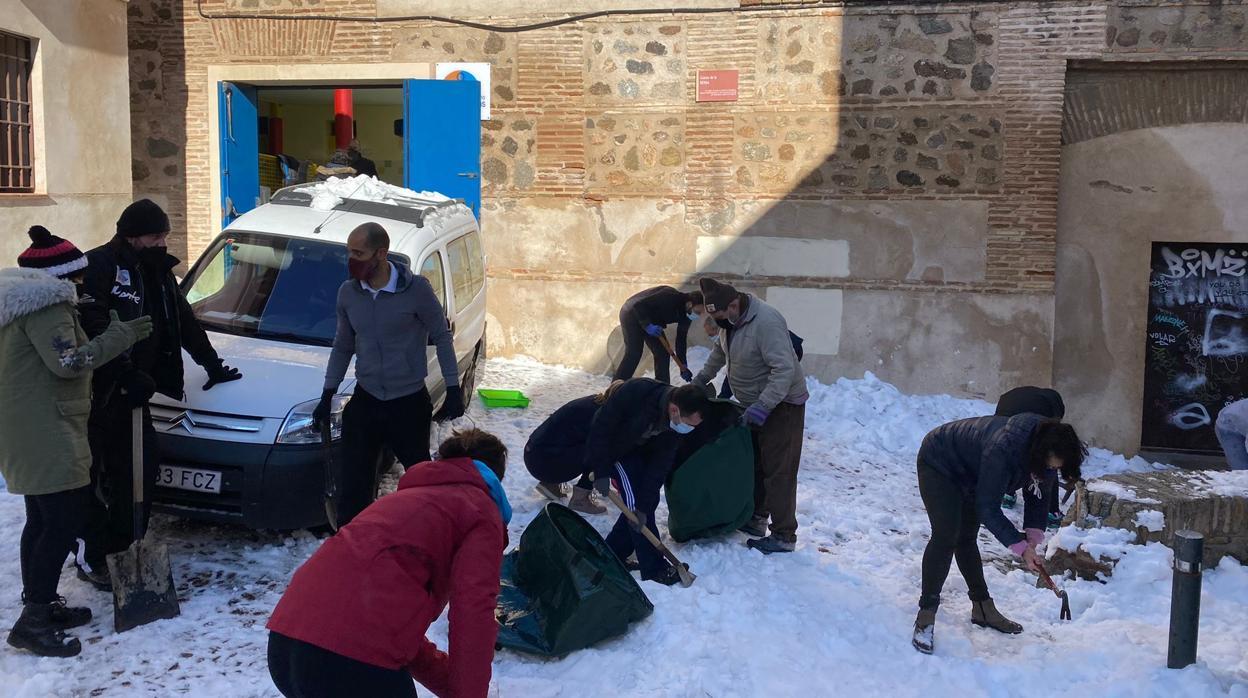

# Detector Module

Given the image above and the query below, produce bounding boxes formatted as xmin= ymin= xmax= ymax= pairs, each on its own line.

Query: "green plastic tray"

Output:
xmin=477 ymin=389 xmax=531 ymax=409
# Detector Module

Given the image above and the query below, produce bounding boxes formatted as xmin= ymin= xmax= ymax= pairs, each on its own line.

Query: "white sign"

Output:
xmin=435 ymin=62 xmax=491 ymax=120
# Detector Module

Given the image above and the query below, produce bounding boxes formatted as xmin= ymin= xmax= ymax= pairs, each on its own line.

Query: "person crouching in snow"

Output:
xmin=0 ymin=227 xmax=152 ymax=657
xmin=267 ymin=428 xmax=511 ymax=698
xmin=911 ymin=415 xmax=1085 ymax=655
xmin=585 ymin=378 xmax=710 ymax=586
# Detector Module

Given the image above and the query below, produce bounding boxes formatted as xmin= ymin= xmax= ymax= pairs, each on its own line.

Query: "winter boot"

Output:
xmin=19 ymin=595 xmax=91 ymax=631
xmin=76 ymin=564 xmax=112 ymax=593
xmin=534 ymin=482 xmax=568 ymax=502
xmin=912 ymin=608 xmax=937 ymax=655
xmin=971 ymin=599 xmax=1023 ymax=634
xmin=738 ymin=515 xmax=768 ymax=538
xmin=567 ymin=486 xmax=606 ymax=515
xmin=746 ymin=534 xmax=796 ymax=555
xmin=7 ymin=603 xmax=82 ymax=658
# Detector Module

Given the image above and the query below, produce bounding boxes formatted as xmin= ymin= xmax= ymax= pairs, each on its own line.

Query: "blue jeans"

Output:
xmin=1216 ymin=425 xmax=1248 ymax=470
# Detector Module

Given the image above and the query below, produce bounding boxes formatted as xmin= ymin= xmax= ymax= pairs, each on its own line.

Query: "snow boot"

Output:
xmin=534 ymin=482 xmax=567 ymax=502
xmin=1001 ymin=494 xmax=1016 ymax=509
xmin=76 ymin=564 xmax=112 ymax=593
xmin=971 ymin=599 xmax=1023 ymax=634
xmin=17 ymin=595 xmax=91 ymax=631
xmin=738 ymin=515 xmax=767 ymax=538
xmin=746 ymin=534 xmax=795 ymax=555
xmin=912 ymin=608 xmax=937 ymax=655
xmin=6 ymin=603 xmax=82 ymax=658
xmin=567 ymin=486 xmax=606 ymax=515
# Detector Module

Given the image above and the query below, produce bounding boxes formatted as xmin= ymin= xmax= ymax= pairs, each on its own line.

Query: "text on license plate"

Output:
xmin=157 ymin=465 xmax=221 ymax=494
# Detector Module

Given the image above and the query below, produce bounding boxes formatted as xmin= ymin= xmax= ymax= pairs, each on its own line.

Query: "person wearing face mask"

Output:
xmin=1 ymin=227 xmax=152 ymax=656
xmin=583 ymin=378 xmax=709 ymax=586
xmin=612 ymin=286 xmax=705 ymax=384
xmin=692 ymin=277 xmax=807 ymax=555
xmin=76 ymin=199 xmax=242 ymax=589
xmin=311 ymin=222 xmax=463 ymax=527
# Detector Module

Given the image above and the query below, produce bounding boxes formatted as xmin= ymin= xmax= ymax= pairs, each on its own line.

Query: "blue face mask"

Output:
xmin=670 ymin=420 xmax=695 ymax=434
xmin=687 ymin=311 xmax=700 ymax=322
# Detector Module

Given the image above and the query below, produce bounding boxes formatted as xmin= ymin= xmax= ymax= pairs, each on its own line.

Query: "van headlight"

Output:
xmin=277 ymin=395 xmax=350 ymax=444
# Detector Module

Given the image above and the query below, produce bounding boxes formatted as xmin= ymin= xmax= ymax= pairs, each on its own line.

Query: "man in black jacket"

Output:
xmin=613 ymin=287 xmax=704 ymax=384
xmin=584 ymin=378 xmax=709 ymax=585
xmin=76 ymin=200 xmax=242 ymax=588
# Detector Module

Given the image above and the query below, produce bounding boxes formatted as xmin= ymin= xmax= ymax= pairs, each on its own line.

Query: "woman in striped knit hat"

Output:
xmin=0 ymin=227 xmax=152 ymax=657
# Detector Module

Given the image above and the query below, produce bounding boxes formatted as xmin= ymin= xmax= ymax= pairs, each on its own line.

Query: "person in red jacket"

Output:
xmin=266 ymin=428 xmax=512 ymax=698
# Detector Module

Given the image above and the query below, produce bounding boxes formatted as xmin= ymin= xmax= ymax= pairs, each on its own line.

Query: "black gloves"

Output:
xmin=203 ymin=362 xmax=242 ymax=391
xmin=433 ymin=385 xmax=465 ymax=422
xmin=593 ymin=474 xmax=612 ymax=498
xmin=119 ymin=369 xmax=157 ymax=407
xmin=311 ymin=389 xmax=335 ymax=429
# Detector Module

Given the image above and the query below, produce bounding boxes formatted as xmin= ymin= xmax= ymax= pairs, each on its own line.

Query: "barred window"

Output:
xmin=1 ymin=31 xmax=33 ymax=193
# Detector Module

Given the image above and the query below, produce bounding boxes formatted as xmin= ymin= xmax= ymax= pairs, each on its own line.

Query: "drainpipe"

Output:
xmin=333 ymin=88 xmax=353 ymax=150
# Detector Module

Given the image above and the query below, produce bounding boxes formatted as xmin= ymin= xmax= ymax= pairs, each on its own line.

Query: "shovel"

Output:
xmin=107 ymin=407 xmax=181 ymax=632
xmin=657 ymin=334 xmax=690 ymax=379
xmin=602 ymin=487 xmax=696 ymax=588
xmin=320 ymin=420 xmax=339 ymax=532
xmin=1036 ymin=565 xmax=1072 ymax=621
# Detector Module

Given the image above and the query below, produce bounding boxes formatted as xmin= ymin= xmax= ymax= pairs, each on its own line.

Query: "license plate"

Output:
xmin=157 ymin=465 xmax=222 ymax=494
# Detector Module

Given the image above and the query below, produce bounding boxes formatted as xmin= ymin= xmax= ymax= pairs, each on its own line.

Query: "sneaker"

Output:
xmin=567 ymin=486 xmax=607 ymax=515
xmin=912 ymin=608 xmax=936 ymax=655
xmin=6 ymin=603 xmax=82 ymax=658
xmin=1001 ymin=494 xmax=1016 ymax=509
xmin=746 ymin=534 xmax=796 ymax=555
xmin=1047 ymin=511 xmax=1064 ymax=530
xmin=76 ymin=565 xmax=112 ymax=593
xmin=738 ymin=515 xmax=767 ymax=538
xmin=534 ymin=482 xmax=568 ymax=502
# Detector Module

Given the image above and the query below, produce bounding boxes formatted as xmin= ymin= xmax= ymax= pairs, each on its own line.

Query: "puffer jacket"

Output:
xmin=917 ymin=413 xmax=1055 ymax=548
xmin=582 ymin=378 xmax=678 ymax=482
xmin=0 ymin=268 xmax=142 ymax=495
xmin=695 ymin=294 xmax=806 ymax=412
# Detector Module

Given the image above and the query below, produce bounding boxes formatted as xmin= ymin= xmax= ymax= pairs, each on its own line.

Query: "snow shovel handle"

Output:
xmin=603 ymin=488 xmax=696 ymax=588
xmin=131 ymin=407 xmax=145 ymax=541
xmin=657 ymin=334 xmax=688 ymax=375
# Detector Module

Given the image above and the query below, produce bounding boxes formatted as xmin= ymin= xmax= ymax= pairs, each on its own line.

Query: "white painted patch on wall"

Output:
xmin=696 ymin=236 xmax=850 ymax=278
xmin=765 ymin=287 xmax=843 ymax=355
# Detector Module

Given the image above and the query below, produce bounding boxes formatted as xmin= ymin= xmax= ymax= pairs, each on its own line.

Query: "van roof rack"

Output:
xmin=268 ymin=184 xmax=463 ymax=228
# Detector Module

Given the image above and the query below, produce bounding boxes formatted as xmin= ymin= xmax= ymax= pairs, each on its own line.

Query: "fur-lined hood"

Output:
xmin=0 ymin=267 xmax=77 ymax=328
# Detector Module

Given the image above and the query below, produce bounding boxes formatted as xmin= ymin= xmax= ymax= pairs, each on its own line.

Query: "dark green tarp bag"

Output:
xmin=495 ymin=503 xmax=653 ymax=657
xmin=665 ymin=425 xmax=755 ymax=543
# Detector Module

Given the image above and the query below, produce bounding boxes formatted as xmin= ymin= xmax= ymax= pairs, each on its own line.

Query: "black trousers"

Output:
xmin=268 ymin=632 xmax=417 ymax=698
xmin=613 ymin=309 xmax=670 ymax=384
xmin=523 ymin=442 xmax=591 ymax=488
xmin=82 ymin=401 xmax=158 ymax=571
xmin=20 ymin=486 xmax=91 ymax=604
xmin=340 ymin=387 xmax=433 ymax=526
xmin=917 ymin=460 xmax=990 ymax=610
xmin=604 ymin=441 xmax=672 ymax=579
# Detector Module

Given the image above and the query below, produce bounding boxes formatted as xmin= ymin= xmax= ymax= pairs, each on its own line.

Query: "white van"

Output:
xmin=148 ymin=180 xmax=486 ymax=530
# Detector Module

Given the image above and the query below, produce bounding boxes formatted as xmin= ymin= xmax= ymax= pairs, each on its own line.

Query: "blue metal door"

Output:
xmin=218 ymin=82 xmax=259 ymax=227
xmin=402 ymin=79 xmax=481 ymax=218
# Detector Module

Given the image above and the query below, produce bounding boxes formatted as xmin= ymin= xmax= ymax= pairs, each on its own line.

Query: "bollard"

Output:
xmin=1166 ymin=530 xmax=1204 ymax=669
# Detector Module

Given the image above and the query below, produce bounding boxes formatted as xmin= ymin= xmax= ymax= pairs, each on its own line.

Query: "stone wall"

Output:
xmin=128 ymin=1 xmax=1247 ymax=429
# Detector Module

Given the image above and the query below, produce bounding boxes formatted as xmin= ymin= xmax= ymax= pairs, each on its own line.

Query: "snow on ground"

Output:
xmin=1 ymin=357 xmax=1246 ymax=697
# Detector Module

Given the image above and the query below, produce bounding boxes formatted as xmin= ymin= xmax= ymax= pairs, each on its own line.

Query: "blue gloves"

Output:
xmin=742 ymin=404 xmax=770 ymax=427
xmin=680 ymin=368 xmax=694 ymax=382
xmin=645 ymin=324 xmax=664 ymax=337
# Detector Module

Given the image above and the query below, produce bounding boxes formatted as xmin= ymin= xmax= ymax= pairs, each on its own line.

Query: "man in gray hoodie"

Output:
xmin=312 ymin=222 xmax=464 ymax=525
xmin=693 ymin=277 xmax=808 ymax=554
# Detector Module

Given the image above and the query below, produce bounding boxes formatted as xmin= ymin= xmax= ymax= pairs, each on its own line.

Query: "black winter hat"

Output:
xmin=116 ymin=199 xmax=170 ymax=238
xmin=699 ymin=277 xmax=739 ymax=313
xmin=17 ymin=226 xmax=87 ymax=279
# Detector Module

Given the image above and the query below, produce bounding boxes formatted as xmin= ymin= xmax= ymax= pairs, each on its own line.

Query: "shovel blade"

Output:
xmin=677 ymin=567 xmax=697 ymax=588
xmin=107 ymin=538 xmax=181 ymax=633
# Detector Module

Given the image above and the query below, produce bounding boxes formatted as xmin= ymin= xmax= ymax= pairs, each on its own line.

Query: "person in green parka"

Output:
xmin=0 ymin=227 xmax=152 ymax=658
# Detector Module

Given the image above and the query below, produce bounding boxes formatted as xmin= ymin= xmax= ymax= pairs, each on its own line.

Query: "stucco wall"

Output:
xmin=0 ymin=0 xmax=132 ymax=262
xmin=1054 ymin=123 xmax=1248 ymax=455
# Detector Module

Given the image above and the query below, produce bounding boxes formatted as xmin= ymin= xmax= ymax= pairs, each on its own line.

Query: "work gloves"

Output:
xmin=311 ymin=389 xmax=335 ymax=430
xmin=203 ymin=362 xmax=243 ymax=391
xmin=119 ymin=369 xmax=157 ymax=407
xmin=108 ymin=310 xmax=153 ymax=344
xmin=645 ymin=324 xmax=664 ymax=338
xmin=434 ymin=385 xmax=465 ymax=422
xmin=741 ymin=404 xmax=770 ymax=427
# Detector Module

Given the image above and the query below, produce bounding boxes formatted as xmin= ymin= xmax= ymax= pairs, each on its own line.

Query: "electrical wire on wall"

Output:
xmin=196 ymin=0 xmax=998 ymax=33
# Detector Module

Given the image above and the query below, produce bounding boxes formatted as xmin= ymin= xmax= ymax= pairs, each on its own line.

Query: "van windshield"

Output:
xmin=183 ymin=232 xmax=401 ymax=346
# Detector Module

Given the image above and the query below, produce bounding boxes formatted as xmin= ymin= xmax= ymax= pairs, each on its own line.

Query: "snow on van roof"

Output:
xmin=306 ymin=175 xmax=452 ymax=212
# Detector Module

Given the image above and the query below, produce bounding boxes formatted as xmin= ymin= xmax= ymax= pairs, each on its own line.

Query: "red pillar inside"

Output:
xmin=268 ymin=117 xmax=284 ymax=155
xmin=333 ymin=89 xmax=353 ymax=150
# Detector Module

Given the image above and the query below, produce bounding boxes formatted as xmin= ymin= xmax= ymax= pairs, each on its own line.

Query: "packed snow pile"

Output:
xmin=304 ymin=175 xmax=453 ymax=211
xmin=1134 ymin=509 xmax=1166 ymax=533
xmin=0 ymin=357 xmax=1245 ymax=696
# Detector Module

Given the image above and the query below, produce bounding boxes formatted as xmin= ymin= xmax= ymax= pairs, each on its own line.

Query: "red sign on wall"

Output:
xmin=696 ymin=70 xmax=739 ymax=102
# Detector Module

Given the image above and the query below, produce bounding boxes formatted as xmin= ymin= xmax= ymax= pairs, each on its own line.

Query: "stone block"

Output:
xmin=586 ymin=113 xmax=685 ymax=193
xmin=480 ymin=114 xmax=537 ymax=193
xmin=1108 ymin=4 xmax=1248 ymax=53
xmin=584 ymin=22 xmax=686 ymax=105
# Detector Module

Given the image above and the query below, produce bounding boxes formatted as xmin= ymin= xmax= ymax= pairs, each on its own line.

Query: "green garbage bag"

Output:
xmin=665 ymin=425 xmax=755 ymax=543
xmin=495 ymin=503 xmax=653 ymax=657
